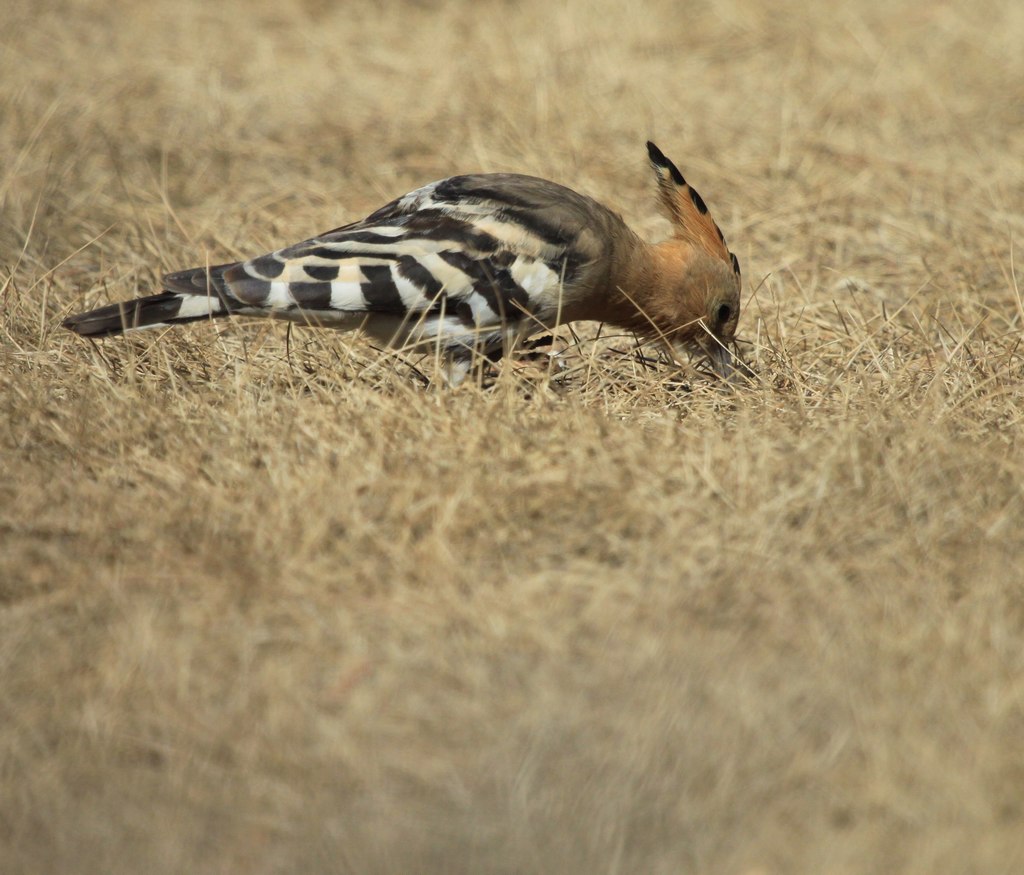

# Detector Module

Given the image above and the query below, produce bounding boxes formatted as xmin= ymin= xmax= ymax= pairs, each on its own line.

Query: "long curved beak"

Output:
xmin=668 ymin=336 xmax=753 ymax=382
xmin=708 ymin=342 xmax=735 ymax=379
xmin=704 ymin=340 xmax=753 ymax=381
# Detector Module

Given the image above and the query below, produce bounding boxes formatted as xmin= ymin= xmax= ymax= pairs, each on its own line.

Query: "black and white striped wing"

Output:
xmin=173 ymin=173 xmax=608 ymax=333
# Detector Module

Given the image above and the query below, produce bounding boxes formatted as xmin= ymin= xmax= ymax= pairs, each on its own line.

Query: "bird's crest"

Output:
xmin=646 ymin=141 xmax=740 ymax=280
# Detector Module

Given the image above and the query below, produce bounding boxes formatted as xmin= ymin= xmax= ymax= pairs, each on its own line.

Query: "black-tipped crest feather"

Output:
xmin=646 ymin=141 xmax=686 ymax=186
xmin=646 ymin=140 xmax=736 ymax=271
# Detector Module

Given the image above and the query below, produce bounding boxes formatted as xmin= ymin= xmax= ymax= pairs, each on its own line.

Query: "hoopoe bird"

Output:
xmin=63 ymin=142 xmax=743 ymax=383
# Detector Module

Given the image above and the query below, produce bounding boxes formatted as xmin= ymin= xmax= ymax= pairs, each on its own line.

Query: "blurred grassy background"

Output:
xmin=2 ymin=1 xmax=1024 ymax=872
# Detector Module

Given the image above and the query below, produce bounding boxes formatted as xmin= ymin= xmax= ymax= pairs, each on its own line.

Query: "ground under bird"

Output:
xmin=63 ymin=141 xmax=743 ymax=384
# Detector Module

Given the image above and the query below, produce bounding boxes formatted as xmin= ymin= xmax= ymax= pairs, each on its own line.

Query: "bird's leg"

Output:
xmin=493 ymin=331 xmax=568 ymax=382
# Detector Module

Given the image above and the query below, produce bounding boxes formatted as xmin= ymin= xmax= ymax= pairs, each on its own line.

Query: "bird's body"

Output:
xmin=64 ymin=143 xmax=743 ymax=382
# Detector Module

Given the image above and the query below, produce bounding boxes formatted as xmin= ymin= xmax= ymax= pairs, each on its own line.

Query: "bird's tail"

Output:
xmin=62 ymin=291 xmax=234 ymax=337
xmin=63 ymin=265 xmax=239 ymax=338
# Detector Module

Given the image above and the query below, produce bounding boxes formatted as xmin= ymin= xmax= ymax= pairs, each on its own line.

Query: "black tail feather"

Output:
xmin=62 ymin=291 xmax=224 ymax=338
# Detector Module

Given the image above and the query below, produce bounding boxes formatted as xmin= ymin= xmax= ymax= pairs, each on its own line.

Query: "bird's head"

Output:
xmin=641 ymin=141 xmax=745 ymax=378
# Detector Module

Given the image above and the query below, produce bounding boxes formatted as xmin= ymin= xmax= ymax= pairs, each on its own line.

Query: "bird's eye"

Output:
xmin=716 ymin=303 xmax=732 ymax=325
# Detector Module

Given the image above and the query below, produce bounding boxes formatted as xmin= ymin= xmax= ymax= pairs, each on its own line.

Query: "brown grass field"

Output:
xmin=3 ymin=0 xmax=1024 ymax=872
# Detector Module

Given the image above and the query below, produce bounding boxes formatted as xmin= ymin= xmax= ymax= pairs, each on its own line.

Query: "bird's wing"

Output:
xmin=162 ymin=173 xmax=627 ymax=329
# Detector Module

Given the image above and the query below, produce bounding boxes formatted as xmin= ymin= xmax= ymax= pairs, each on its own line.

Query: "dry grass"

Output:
xmin=3 ymin=0 xmax=1024 ymax=872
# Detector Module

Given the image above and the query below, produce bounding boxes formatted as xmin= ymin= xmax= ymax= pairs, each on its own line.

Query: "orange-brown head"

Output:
xmin=639 ymin=141 xmax=743 ymax=377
